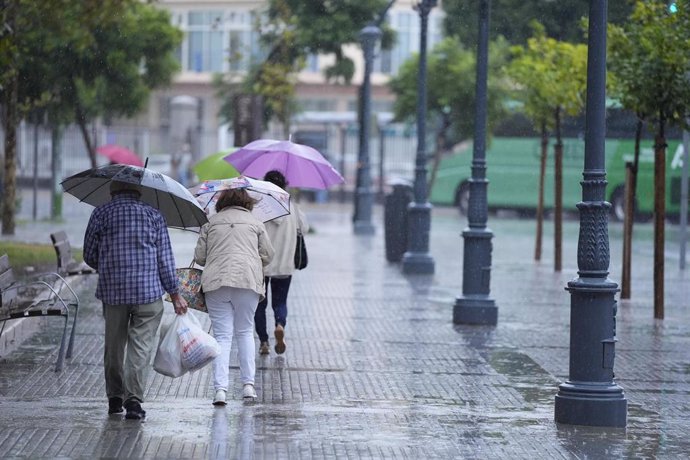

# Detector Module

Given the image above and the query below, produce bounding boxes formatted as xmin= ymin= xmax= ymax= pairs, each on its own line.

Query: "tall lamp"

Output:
xmin=453 ymin=0 xmax=497 ymax=325
xmin=554 ymin=0 xmax=627 ymax=427
xmin=352 ymin=24 xmax=382 ymax=235
xmin=401 ymin=0 xmax=436 ymax=274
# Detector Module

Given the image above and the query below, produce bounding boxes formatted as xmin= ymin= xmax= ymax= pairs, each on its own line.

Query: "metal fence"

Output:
xmin=3 ymin=122 xmax=422 ymax=199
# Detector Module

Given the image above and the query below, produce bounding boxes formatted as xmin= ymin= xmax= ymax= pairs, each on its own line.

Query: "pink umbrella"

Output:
xmin=96 ymin=144 xmax=144 ymax=167
xmin=225 ymin=139 xmax=344 ymax=190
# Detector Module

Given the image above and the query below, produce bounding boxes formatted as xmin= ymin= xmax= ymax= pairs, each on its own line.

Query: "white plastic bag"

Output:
xmin=177 ymin=312 xmax=221 ymax=372
xmin=153 ymin=316 xmax=185 ymax=377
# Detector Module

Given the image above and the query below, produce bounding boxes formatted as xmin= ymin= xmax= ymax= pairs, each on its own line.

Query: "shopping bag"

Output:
xmin=153 ymin=317 xmax=185 ymax=377
xmin=165 ymin=266 xmax=206 ymax=313
xmin=294 ymin=230 xmax=308 ymax=270
xmin=176 ymin=312 xmax=221 ymax=372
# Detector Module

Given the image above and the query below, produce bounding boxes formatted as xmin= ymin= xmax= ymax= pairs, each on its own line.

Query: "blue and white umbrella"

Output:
xmin=190 ymin=176 xmax=291 ymax=223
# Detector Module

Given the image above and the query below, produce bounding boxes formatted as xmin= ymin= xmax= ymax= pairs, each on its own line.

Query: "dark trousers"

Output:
xmin=254 ymin=276 xmax=292 ymax=343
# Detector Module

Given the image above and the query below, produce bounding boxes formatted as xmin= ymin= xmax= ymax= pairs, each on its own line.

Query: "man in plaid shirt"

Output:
xmin=84 ymin=181 xmax=188 ymax=420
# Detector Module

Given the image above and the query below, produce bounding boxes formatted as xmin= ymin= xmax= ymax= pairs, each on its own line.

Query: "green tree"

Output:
xmin=1 ymin=0 xmax=119 ymax=234
xmin=1 ymin=0 xmax=180 ymax=234
xmin=216 ymin=0 xmax=394 ymax=134
xmin=443 ymin=0 xmax=633 ymax=47
xmin=608 ymin=0 xmax=690 ymax=319
xmin=388 ymin=36 xmax=510 ymax=192
xmin=43 ymin=1 xmax=182 ymax=168
xmin=506 ymin=23 xmax=588 ymax=271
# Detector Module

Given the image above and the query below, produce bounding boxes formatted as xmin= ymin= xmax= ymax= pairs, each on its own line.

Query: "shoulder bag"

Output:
xmin=294 ymin=230 xmax=308 ymax=270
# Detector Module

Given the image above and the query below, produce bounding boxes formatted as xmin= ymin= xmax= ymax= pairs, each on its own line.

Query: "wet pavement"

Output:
xmin=1 ymin=193 xmax=689 ymax=458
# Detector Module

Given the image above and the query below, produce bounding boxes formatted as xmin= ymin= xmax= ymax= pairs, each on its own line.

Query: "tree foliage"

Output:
xmin=216 ymin=0 xmax=396 ymax=133
xmin=443 ymin=0 xmax=633 ymax=47
xmin=1 ymin=0 xmax=181 ymax=234
xmin=507 ymin=22 xmax=588 ymax=130
xmin=608 ymin=0 xmax=690 ymax=130
xmin=389 ymin=36 xmax=510 ymax=146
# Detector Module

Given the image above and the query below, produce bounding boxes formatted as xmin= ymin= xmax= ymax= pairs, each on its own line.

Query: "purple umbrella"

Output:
xmin=225 ymin=139 xmax=345 ymax=190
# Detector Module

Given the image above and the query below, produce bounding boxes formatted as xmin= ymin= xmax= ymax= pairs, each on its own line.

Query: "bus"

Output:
xmin=428 ymin=136 xmax=685 ymax=221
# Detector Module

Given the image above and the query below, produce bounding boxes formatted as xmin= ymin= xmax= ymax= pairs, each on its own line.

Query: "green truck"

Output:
xmin=429 ymin=136 xmax=685 ymax=221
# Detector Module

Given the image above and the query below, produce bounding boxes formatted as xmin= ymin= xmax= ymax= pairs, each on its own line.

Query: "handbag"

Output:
xmin=165 ymin=261 xmax=206 ymax=313
xmin=294 ymin=230 xmax=308 ymax=270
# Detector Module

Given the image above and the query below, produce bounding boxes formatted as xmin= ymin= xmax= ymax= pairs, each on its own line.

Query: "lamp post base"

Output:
xmin=401 ymin=251 xmax=435 ymax=274
xmin=453 ymin=296 xmax=497 ymax=325
xmin=555 ymin=381 xmax=627 ymax=427
xmin=353 ymin=220 xmax=376 ymax=235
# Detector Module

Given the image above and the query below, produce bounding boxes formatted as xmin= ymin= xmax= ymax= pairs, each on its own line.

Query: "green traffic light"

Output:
xmin=669 ymin=2 xmax=678 ymax=13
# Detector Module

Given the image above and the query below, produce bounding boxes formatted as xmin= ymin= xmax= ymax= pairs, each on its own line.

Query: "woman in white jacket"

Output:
xmin=194 ymin=188 xmax=274 ymax=405
xmin=255 ymin=170 xmax=309 ymax=355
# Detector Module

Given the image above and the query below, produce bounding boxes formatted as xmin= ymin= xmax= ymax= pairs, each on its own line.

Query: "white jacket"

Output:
xmin=263 ymin=202 xmax=309 ymax=277
xmin=194 ymin=206 xmax=274 ymax=296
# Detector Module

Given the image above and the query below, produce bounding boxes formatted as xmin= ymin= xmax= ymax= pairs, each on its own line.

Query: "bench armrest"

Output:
xmin=24 ymin=271 xmax=79 ymax=306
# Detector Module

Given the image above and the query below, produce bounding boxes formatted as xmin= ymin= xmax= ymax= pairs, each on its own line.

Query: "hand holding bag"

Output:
xmin=294 ymin=229 xmax=308 ymax=270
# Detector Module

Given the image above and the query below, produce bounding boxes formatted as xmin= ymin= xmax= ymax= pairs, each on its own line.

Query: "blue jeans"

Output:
xmin=254 ymin=276 xmax=292 ymax=343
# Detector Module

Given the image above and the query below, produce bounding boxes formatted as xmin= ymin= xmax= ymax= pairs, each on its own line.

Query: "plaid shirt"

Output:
xmin=83 ymin=192 xmax=178 ymax=305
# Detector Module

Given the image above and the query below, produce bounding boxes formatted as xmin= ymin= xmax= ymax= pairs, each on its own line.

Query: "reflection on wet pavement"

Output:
xmin=0 ymin=204 xmax=688 ymax=458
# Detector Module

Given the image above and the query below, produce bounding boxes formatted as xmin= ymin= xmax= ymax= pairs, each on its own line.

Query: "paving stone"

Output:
xmin=0 ymin=203 xmax=689 ymax=458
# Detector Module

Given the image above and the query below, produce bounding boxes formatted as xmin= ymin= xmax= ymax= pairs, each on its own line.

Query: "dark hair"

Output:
xmin=263 ymin=170 xmax=287 ymax=190
xmin=215 ymin=188 xmax=256 ymax=212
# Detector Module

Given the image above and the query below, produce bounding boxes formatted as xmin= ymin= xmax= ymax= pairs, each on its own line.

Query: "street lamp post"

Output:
xmin=401 ymin=0 xmax=436 ymax=274
xmin=353 ymin=25 xmax=381 ymax=235
xmin=554 ymin=0 xmax=627 ymax=427
xmin=453 ymin=0 xmax=497 ymax=325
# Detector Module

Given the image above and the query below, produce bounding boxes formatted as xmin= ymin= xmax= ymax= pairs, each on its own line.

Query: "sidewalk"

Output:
xmin=1 ymin=201 xmax=689 ymax=458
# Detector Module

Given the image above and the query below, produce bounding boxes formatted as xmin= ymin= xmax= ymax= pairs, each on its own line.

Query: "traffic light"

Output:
xmin=669 ymin=2 xmax=678 ymax=13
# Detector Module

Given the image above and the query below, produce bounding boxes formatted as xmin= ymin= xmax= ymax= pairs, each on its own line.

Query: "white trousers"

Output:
xmin=205 ymin=286 xmax=259 ymax=391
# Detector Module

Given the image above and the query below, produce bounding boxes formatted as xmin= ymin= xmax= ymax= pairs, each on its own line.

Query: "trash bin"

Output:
xmin=384 ymin=180 xmax=413 ymax=262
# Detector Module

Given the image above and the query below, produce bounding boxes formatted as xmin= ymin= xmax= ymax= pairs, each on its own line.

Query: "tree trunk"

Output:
xmin=535 ymin=121 xmax=548 ymax=261
xmin=72 ymin=79 xmax=98 ymax=168
xmin=654 ymin=119 xmax=666 ymax=319
xmin=51 ymin=125 xmax=64 ymax=220
xmin=621 ymin=162 xmax=633 ymax=299
xmin=621 ymin=118 xmax=643 ymax=299
xmin=1 ymin=74 xmax=18 ymax=236
xmin=76 ymin=112 xmax=97 ymax=169
xmin=554 ymin=107 xmax=563 ymax=272
xmin=427 ymin=112 xmax=451 ymax=195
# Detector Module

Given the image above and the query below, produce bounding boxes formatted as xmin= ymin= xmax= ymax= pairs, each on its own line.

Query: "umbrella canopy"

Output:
xmin=192 ymin=149 xmax=240 ymax=181
xmin=96 ymin=144 xmax=144 ymax=167
xmin=225 ymin=139 xmax=344 ymax=190
xmin=190 ymin=176 xmax=290 ymax=223
xmin=61 ymin=164 xmax=208 ymax=228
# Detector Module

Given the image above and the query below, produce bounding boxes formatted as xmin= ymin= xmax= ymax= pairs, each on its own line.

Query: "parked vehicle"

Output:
xmin=429 ymin=136 xmax=685 ymax=221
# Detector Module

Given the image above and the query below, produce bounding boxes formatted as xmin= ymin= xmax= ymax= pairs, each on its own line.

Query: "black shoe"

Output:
xmin=124 ymin=399 xmax=146 ymax=420
xmin=108 ymin=397 xmax=123 ymax=415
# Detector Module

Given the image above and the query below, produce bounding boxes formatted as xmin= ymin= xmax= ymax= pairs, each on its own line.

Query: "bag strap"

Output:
xmin=188 ymin=259 xmax=196 ymax=268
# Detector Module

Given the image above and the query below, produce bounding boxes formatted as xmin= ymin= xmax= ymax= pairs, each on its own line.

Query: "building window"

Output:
xmin=178 ymin=9 xmax=261 ymax=74
xmin=374 ymin=9 xmax=443 ymax=76
xmin=306 ymin=54 xmax=319 ymax=72
xmin=187 ymin=11 xmax=223 ymax=73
